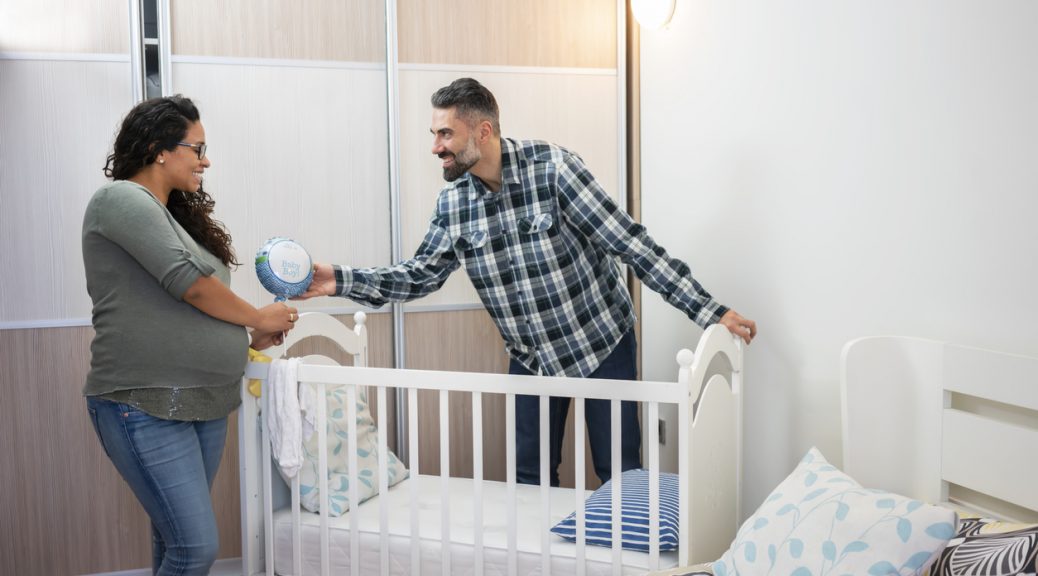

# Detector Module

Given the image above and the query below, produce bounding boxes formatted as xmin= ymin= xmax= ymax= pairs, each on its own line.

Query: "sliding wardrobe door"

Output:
xmin=395 ymin=0 xmax=624 ymax=489
xmin=168 ymin=0 xmax=394 ymax=560
xmin=0 ymin=1 xmax=136 ymax=574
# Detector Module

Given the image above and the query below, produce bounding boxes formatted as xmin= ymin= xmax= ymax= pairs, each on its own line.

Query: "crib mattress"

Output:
xmin=273 ymin=474 xmax=678 ymax=575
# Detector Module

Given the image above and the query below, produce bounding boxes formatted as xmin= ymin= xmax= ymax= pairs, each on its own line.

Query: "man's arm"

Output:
xmin=557 ymin=154 xmax=756 ymax=344
xmin=298 ymin=212 xmax=461 ymax=306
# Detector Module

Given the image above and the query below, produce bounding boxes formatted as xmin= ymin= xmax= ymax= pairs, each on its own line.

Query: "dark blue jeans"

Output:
xmin=87 ymin=397 xmax=227 ymax=576
xmin=513 ymin=329 xmax=642 ymax=486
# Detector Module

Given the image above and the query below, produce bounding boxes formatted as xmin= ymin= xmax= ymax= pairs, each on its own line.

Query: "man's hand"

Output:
xmin=719 ymin=309 xmax=756 ymax=344
xmin=297 ymin=263 xmax=336 ymax=299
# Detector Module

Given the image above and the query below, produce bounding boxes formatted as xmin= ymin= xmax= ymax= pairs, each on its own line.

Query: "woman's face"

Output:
xmin=165 ymin=121 xmax=210 ymax=193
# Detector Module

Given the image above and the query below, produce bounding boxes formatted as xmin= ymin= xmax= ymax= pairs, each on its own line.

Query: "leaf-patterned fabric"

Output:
xmin=296 ymin=384 xmax=408 ymax=516
xmin=713 ymin=447 xmax=957 ymax=576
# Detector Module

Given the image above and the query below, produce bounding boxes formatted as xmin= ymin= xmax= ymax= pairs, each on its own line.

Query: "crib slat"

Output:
xmin=377 ymin=385 xmax=389 ymax=576
xmin=506 ymin=393 xmax=517 ymax=576
xmin=648 ymin=401 xmax=661 ymax=571
xmin=408 ymin=387 xmax=420 ymax=576
xmin=261 ymin=382 xmax=275 ymax=576
xmin=540 ymin=394 xmax=551 ymax=576
xmin=440 ymin=389 xmax=451 ymax=574
xmin=347 ymin=384 xmax=359 ymax=576
xmin=472 ymin=391 xmax=485 ymax=576
xmin=574 ymin=398 xmax=586 ymax=576
xmin=611 ymin=399 xmax=622 ymax=575
xmin=292 ymin=475 xmax=301 ymax=576
xmin=678 ymin=394 xmax=691 ymax=567
xmin=318 ymin=382 xmax=330 ymax=576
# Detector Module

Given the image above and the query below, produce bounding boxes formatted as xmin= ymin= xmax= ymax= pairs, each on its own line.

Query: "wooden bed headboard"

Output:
xmin=841 ymin=335 xmax=1038 ymax=523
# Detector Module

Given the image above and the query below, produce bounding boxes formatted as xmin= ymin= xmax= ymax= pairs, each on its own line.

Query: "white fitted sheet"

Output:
xmin=273 ymin=474 xmax=679 ymax=575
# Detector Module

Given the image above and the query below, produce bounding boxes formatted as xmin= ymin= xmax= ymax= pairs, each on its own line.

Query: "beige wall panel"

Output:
xmin=0 ymin=60 xmax=132 ymax=324
xmin=171 ymin=0 xmax=385 ymax=62
xmin=398 ymin=0 xmax=616 ymax=69
xmin=0 ymin=326 xmax=236 ymax=574
xmin=403 ymin=309 xmax=509 ymax=479
xmin=398 ymin=69 xmax=621 ymax=309
xmin=215 ymin=413 xmax=243 ymax=560
xmin=172 ymin=63 xmax=391 ymax=313
xmin=0 ymin=0 xmax=127 ymax=54
xmin=0 ymin=315 xmax=395 ymax=574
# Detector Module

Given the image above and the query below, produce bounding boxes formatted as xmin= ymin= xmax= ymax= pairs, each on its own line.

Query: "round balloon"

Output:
xmin=255 ymin=237 xmax=313 ymax=301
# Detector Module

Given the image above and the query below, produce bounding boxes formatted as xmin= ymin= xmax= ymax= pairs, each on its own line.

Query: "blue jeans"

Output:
xmin=513 ymin=329 xmax=642 ymax=486
xmin=87 ymin=397 xmax=227 ymax=576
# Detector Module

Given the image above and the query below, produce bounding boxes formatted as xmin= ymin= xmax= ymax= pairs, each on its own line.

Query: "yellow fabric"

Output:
xmin=247 ymin=348 xmax=272 ymax=398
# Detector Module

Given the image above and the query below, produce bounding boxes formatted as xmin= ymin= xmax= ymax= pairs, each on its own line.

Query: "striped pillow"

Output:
xmin=551 ymin=468 xmax=681 ymax=552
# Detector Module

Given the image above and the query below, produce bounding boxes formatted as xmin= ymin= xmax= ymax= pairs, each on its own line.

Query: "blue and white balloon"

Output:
xmin=255 ymin=237 xmax=313 ymax=301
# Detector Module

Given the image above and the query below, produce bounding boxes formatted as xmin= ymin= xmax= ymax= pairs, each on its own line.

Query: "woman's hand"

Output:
xmin=183 ymin=275 xmax=299 ymax=331
xmin=256 ymin=302 xmax=298 ymax=333
xmin=249 ymin=329 xmax=285 ymax=350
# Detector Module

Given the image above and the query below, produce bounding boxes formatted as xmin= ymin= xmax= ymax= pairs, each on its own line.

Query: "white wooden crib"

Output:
xmin=239 ymin=312 xmax=745 ymax=576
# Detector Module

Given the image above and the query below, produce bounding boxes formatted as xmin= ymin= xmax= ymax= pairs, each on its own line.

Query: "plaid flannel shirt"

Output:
xmin=334 ymin=138 xmax=727 ymax=377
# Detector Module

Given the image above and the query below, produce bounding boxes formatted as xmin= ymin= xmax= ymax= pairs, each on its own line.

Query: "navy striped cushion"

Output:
xmin=550 ymin=468 xmax=681 ymax=552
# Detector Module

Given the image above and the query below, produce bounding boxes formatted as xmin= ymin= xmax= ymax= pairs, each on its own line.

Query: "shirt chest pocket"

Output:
xmin=453 ymin=229 xmax=489 ymax=252
xmin=517 ymin=213 xmax=554 ymax=235
xmin=515 ymin=212 xmax=559 ymax=268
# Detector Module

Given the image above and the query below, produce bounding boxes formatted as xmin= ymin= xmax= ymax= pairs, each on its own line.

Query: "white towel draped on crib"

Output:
xmin=266 ymin=358 xmax=317 ymax=479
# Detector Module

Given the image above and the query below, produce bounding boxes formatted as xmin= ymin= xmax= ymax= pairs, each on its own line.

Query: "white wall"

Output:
xmin=639 ymin=0 xmax=1038 ymax=515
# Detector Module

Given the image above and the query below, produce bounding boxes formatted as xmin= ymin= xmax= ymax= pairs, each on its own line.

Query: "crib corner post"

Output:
xmin=239 ymin=376 xmax=265 ymax=576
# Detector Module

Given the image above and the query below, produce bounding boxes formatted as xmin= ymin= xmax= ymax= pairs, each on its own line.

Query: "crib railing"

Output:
xmin=241 ymin=322 xmax=742 ymax=576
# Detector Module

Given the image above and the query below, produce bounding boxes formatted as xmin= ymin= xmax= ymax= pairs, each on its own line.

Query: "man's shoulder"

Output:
xmin=509 ymin=138 xmax=578 ymax=165
xmin=434 ymin=177 xmax=476 ymax=210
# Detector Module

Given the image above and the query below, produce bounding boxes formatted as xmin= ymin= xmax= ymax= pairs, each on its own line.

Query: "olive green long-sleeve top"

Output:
xmin=81 ymin=180 xmax=244 ymax=420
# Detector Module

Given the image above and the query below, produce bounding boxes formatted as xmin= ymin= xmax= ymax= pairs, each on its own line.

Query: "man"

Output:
xmin=302 ymin=77 xmax=756 ymax=486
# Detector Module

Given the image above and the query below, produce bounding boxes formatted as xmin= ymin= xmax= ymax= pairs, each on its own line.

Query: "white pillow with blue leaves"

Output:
xmin=714 ymin=447 xmax=957 ymax=576
xmin=297 ymin=384 xmax=408 ymax=516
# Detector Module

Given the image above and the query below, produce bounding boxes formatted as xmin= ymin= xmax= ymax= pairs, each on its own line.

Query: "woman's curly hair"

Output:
xmin=103 ymin=95 xmax=238 ymax=267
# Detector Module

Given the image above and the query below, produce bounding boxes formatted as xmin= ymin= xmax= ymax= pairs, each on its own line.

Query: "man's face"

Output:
xmin=431 ymin=107 xmax=481 ymax=182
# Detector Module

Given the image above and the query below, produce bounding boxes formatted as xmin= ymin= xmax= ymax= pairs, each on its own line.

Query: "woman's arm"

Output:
xmin=183 ymin=275 xmax=296 ymax=333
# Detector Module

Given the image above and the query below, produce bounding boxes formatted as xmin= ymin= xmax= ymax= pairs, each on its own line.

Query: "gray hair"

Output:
xmin=430 ymin=77 xmax=500 ymax=136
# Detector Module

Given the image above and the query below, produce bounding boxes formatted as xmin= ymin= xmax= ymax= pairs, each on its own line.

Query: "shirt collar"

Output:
xmin=466 ymin=138 xmax=522 ymax=201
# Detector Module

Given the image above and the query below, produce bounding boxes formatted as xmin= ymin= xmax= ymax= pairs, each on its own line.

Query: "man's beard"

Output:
xmin=441 ymin=138 xmax=480 ymax=181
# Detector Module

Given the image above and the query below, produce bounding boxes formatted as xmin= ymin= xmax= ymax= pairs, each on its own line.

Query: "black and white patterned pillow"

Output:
xmin=927 ymin=516 xmax=1038 ymax=576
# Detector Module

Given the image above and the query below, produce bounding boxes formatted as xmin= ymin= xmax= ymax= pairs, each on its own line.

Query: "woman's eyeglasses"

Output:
xmin=176 ymin=141 xmax=207 ymax=160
